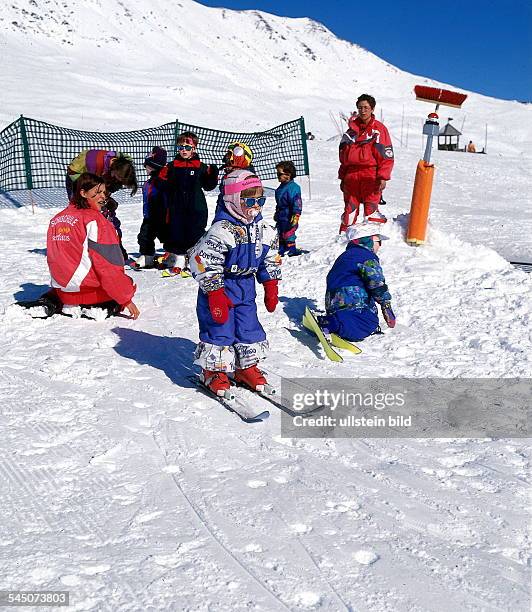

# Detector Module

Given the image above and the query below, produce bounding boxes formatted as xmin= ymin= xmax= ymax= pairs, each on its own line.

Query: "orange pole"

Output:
xmin=406 ymin=160 xmax=435 ymax=245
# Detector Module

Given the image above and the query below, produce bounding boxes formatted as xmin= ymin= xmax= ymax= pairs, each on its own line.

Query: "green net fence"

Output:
xmin=0 ymin=116 xmax=309 ymax=192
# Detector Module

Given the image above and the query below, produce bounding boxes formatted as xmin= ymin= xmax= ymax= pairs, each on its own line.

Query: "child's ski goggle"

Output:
xmin=240 ymin=196 xmax=266 ymax=208
xmin=177 ymin=144 xmax=194 ymax=151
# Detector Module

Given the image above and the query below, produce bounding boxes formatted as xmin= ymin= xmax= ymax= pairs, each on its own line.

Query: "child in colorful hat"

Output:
xmin=188 ymin=168 xmax=281 ymax=396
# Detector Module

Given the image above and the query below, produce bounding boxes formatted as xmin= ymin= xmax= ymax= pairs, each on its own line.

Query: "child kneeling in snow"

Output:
xmin=317 ymin=223 xmax=395 ymax=341
xmin=188 ymin=169 xmax=282 ymax=396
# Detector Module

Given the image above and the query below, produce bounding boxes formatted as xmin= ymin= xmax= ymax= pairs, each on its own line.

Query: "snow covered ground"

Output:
xmin=1 ymin=0 xmax=532 ymax=610
xmin=1 ymin=139 xmax=531 ymax=611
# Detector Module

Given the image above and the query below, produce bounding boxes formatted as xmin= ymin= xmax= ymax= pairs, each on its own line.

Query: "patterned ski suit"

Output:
xmin=321 ymin=242 xmax=391 ymax=341
xmin=339 ymin=115 xmax=394 ymax=229
xmin=188 ymin=208 xmax=281 ymax=373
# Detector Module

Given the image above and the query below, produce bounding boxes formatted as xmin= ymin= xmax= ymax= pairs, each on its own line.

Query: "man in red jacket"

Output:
xmin=338 ymin=94 xmax=394 ymax=232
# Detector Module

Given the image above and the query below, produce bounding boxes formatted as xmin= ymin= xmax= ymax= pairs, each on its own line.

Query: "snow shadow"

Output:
xmin=112 ymin=328 xmax=196 ymax=388
xmin=14 ymin=282 xmax=50 ymax=301
xmin=279 ymin=295 xmax=319 ymax=323
xmin=279 ymin=295 xmax=323 ymax=358
xmin=0 ymin=189 xmax=24 ymax=209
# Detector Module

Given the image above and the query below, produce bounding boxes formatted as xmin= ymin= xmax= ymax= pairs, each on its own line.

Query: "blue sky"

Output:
xmin=198 ymin=0 xmax=531 ymax=102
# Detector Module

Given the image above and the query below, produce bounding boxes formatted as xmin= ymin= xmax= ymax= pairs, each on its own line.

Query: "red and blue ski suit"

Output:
xmin=188 ymin=207 xmax=281 ymax=373
xmin=339 ymin=115 xmax=394 ymax=230
xmin=320 ymin=242 xmax=392 ymax=341
xmin=154 ymin=156 xmax=218 ymax=255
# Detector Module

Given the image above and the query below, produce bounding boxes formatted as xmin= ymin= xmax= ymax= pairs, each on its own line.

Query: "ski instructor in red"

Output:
xmin=338 ymin=94 xmax=394 ymax=232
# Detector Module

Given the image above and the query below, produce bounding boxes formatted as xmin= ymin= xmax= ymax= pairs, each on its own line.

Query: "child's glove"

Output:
xmin=290 ymin=213 xmax=300 ymax=226
xmin=381 ymin=301 xmax=396 ymax=328
xmin=263 ymin=280 xmax=279 ymax=313
xmin=207 ymin=288 xmax=233 ymax=324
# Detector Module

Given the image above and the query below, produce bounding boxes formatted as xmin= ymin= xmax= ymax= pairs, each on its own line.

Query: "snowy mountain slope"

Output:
xmin=1 ymin=1 xmax=531 ymax=611
xmin=2 ymin=0 xmax=531 ymax=158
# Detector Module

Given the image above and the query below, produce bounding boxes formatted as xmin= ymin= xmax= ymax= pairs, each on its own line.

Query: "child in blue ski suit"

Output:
xmin=275 ymin=161 xmax=303 ymax=256
xmin=317 ymin=223 xmax=396 ymax=341
xmin=189 ymin=169 xmax=281 ymax=396
xmin=134 ymin=146 xmax=168 ymax=268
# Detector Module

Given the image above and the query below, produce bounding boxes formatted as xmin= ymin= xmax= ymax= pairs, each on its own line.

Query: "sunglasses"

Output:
xmin=177 ymin=144 xmax=195 ymax=152
xmin=277 ymin=172 xmax=289 ymax=177
xmin=240 ymin=196 xmax=266 ymax=208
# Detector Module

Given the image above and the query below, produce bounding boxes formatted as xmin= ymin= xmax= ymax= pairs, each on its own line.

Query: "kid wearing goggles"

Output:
xmin=274 ymin=160 xmax=304 ymax=257
xmin=189 ymin=169 xmax=281 ymax=397
xmin=154 ymin=132 xmax=219 ymax=271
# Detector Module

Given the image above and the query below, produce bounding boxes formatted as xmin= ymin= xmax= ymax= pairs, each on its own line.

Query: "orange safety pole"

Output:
xmin=407 ymin=86 xmax=467 ymax=246
xmin=406 ymin=160 xmax=434 ymax=245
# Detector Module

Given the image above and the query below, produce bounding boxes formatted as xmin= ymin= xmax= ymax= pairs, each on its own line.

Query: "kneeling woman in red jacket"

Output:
xmin=21 ymin=173 xmax=139 ymax=319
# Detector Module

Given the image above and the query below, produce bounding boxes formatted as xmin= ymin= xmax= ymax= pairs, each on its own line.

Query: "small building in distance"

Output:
xmin=438 ymin=119 xmax=462 ymax=151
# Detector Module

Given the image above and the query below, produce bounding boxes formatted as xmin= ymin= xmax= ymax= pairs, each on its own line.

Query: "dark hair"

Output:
xmin=276 ymin=160 xmax=297 ymax=180
xmin=109 ymin=154 xmax=138 ymax=196
xmin=177 ymin=131 xmax=199 ymax=146
xmin=356 ymin=94 xmax=376 ymax=109
xmin=72 ymin=173 xmax=105 ymax=209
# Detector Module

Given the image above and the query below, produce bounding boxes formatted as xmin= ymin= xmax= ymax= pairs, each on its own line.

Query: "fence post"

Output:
xmin=18 ymin=115 xmax=36 ymax=213
xmin=173 ymin=119 xmax=180 ymax=158
xmin=298 ymin=116 xmax=311 ymax=200
xmin=19 ymin=115 xmax=33 ymax=190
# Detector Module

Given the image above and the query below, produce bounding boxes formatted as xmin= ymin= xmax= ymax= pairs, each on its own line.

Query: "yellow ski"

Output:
xmin=330 ymin=333 xmax=362 ymax=355
xmin=302 ymin=307 xmax=343 ymax=363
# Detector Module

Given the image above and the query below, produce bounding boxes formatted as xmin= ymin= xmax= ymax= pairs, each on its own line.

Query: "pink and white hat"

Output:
xmin=223 ymin=169 xmax=263 ymax=223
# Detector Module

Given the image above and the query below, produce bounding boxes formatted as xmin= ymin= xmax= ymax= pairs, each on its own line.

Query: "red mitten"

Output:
xmin=207 ymin=288 xmax=233 ymax=324
xmin=263 ymin=280 xmax=279 ymax=313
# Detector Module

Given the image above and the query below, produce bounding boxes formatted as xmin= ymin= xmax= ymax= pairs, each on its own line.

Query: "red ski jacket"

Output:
xmin=338 ymin=115 xmax=394 ymax=181
xmin=47 ymin=204 xmax=136 ymax=306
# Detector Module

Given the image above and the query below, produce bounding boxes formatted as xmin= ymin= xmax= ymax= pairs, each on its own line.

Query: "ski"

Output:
xmin=330 ymin=333 xmax=362 ymax=355
xmin=161 ymin=268 xmax=192 ymax=278
xmin=302 ymin=307 xmax=343 ymax=362
xmin=232 ymin=374 xmax=324 ymax=417
xmin=187 ymin=374 xmax=269 ymax=423
xmin=286 ymin=249 xmax=310 ymax=257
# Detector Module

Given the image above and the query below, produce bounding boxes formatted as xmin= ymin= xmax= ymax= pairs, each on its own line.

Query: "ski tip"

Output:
xmin=244 ymin=410 xmax=270 ymax=423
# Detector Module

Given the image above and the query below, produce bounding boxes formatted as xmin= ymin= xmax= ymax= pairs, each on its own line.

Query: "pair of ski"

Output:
xmin=189 ymin=369 xmax=323 ymax=423
xmin=130 ymin=261 xmax=192 ymax=279
xmin=302 ymin=306 xmax=361 ymax=362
